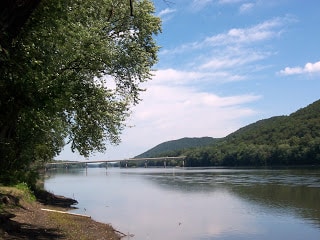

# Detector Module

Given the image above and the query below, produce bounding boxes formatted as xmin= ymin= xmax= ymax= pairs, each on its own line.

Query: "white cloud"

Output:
xmin=158 ymin=8 xmax=176 ymax=17
xmin=200 ymin=49 xmax=268 ymax=70
xmin=160 ymin=17 xmax=291 ymax=55
xmin=126 ymin=81 xmax=260 ymax=148
xmin=239 ymin=3 xmax=254 ymax=13
xmin=152 ymin=68 xmax=245 ymax=85
xmin=152 ymin=68 xmax=205 ymax=84
xmin=204 ymin=17 xmax=284 ymax=46
xmin=218 ymin=0 xmax=244 ymax=4
xmin=279 ymin=61 xmax=320 ymax=75
xmin=158 ymin=17 xmax=289 ymax=84
xmin=192 ymin=0 xmax=214 ymax=9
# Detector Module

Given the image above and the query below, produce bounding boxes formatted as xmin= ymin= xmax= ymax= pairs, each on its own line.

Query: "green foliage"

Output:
xmin=182 ymin=100 xmax=320 ymax=167
xmin=0 ymin=0 xmax=161 ymax=185
xmin=14 ymin=182 xmax=36 ymax=202
xmin=137 ymin=100 xmax=320 ymax=167
xmin=136 ymin=137 xmax=219 ymax=158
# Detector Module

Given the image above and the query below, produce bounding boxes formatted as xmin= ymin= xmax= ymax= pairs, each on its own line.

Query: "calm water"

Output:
xmin=44 ymin=167 xmax=320 ymax=240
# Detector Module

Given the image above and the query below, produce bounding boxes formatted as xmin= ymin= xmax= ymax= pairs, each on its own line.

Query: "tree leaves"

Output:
xmin=0 ymin=0 xmax=161 ymax=184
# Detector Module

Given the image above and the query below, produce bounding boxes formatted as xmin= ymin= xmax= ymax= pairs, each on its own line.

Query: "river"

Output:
xmin=44 ymin=167 xmax=320 ymax=240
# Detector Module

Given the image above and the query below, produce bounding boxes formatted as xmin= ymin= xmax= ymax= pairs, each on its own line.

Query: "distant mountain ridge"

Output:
xmin=135 ymin=137 xmax=219 ymax=158
xmin=135 ymin=99 xmax=320 ymax=167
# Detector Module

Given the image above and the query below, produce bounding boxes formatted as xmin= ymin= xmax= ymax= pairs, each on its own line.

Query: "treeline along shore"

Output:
xmin=132 ymin=100 xmax=320 ymax=168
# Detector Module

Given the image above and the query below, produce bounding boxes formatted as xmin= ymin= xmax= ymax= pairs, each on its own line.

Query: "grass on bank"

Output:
xmin=0 ymin=183 xmax=35 ymax=211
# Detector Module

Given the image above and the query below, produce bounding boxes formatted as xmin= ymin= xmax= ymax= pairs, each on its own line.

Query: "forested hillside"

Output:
xmin=138 ymin=100 xmax=320 ymax=167
xmin=184 ymin=99 xmax=320 ymax=167
xmin=135 ymin=137 xmax=219 ymax=158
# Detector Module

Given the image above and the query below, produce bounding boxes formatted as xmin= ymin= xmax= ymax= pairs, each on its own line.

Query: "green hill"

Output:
xmin=183 ymin=99 xmax=320 ymax=166
xmin=135 ymin=137 xmax=219 ymax=158
xmin=134 ymin=100 xmax=320 ymax=167
xmin=227 ymin=100 xmax=320 ymax=144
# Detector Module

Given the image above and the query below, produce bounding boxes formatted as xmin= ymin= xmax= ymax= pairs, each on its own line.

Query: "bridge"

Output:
xmin=45 ymin=156 xmax=187 ymax=169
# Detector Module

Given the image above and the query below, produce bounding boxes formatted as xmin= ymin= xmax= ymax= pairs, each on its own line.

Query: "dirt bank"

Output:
xmin=0 ymin=186 xmax=123 ymax=239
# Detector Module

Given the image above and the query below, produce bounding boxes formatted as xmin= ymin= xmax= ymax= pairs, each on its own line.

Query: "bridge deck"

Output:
xmin=46 ymin=156 xmax=186 ymax=166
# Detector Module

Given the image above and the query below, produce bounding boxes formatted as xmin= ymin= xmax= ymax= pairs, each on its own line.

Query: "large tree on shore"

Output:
xmin=0 ymin=0 xmax=161 ymax=184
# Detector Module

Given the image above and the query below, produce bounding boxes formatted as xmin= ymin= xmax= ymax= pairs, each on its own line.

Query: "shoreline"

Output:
xmin=0 ymin=186 xmax=123 ymax=239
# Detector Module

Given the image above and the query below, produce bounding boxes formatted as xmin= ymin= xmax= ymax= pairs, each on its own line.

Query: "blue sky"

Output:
xmin=59 ymin=0 xmax=320 ymax=161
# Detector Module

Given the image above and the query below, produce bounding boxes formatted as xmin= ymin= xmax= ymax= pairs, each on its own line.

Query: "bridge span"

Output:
xmin=45 ymin=156 xmax=186 ymax=168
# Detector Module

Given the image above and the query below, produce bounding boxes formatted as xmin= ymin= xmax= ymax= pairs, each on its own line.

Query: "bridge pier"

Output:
xmin=145 ymin=160 xmax=148 ymax=168
xmin=164 ymin=160 xmax=166 ymax=168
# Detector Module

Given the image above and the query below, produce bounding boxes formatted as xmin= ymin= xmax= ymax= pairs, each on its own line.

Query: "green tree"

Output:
xmin=0 ymin=0 xmax=161 ymax=185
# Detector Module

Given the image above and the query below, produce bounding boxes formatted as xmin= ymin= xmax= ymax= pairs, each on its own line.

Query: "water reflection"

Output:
xmin=44 ymin=168 xmax=320 ymax=240
xmin=138 ymin=168 xmax=320 ymax=226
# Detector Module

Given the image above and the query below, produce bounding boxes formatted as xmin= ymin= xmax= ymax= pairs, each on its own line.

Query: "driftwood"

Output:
xmin=41 ymin=208 xmax=90 ymax=218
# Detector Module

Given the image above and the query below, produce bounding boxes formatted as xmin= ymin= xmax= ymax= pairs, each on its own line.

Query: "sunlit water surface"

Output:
xmin=44 ymin=167 xmax=320 ymax=240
